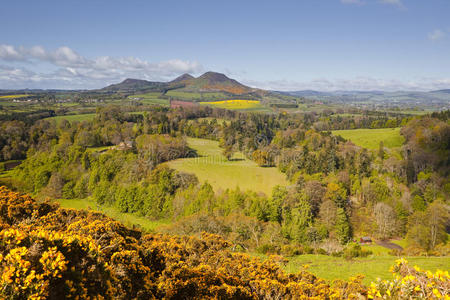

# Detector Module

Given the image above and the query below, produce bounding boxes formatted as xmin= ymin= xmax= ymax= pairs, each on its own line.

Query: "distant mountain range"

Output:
xmin=433 ymin=89 xmax=450 ymax=94
xmin=1 ymin=71 xmax=449 ymax=109
xmin=282 ymin=89 xmax=450 ymax=108
xmin=100 ymin=71 xmax=255 ymax=95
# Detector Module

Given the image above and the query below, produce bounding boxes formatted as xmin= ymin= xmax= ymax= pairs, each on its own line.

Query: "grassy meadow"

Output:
xmin=56 ymin=198 xmax=169 ymax=232
xmin=166 ymin=137 xmax=288 ymax=195
xmin=46 ymin=113 xmax=97 ymax=123
xmin=331 ymin=128 xmax=405 ymax=149
xmin=281 ymin=254 xmax=450 ymax=285
xmin=128 ymin=93 xmax=169 ymax=106
xmin=166 ymin=90 xmax=229 ymax=101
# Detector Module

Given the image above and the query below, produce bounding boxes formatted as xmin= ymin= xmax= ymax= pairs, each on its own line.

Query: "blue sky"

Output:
xmin=0 ymin=0 xmax=449 ymax=91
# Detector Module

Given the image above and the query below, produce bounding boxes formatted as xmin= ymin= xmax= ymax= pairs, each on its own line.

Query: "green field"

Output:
xmin=281 ymin=254 xmax=450 ymax=285
xmin=46 ymin=113 xmax=96 ymax=123
xmin=166 ymin=138 xmax=288 ymax=195
xmin=166 ymin=90 xmax=229 ymax=101
xmin=128 ymin=93 xmax=169 ymax=106
xmin=385 ymin=110 xmax=431 ymax=115
xmin=331 ymin=128 xmax=405 ymax=149
xmin=56 ymin=198 xmax=168 ymax=232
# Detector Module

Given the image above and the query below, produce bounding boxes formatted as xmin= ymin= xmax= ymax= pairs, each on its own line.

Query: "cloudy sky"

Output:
xmin=1 ymin=0 xmax=449 ymax=91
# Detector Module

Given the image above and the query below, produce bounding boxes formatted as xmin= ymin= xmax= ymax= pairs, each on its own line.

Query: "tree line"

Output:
xmin=3 ymin=105 xmax=449 ymax=255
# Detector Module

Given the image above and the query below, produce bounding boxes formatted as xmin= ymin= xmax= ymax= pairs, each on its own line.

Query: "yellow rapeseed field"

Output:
xmin=0 ymin=94 xmax=30 ymax=99
xmin=199 ymin=99 xmax=262 ymax=110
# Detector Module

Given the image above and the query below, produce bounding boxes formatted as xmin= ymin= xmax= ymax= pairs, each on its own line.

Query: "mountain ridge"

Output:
xmin=170 ymin=73 xmax=195 ymax=83
xmin=100 ymin=71 xmax=254 ymax=95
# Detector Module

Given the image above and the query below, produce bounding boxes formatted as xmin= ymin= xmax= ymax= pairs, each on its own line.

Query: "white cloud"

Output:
xmin=341 ymin=0 xmax=364 ymax=4
xmin=0 ymin=45 xmax=203 ymax=89
xmin=428 ymin=29 xmax=446 ymax=41
xmin=0 ymin=45 xmax=24 ymax=60
xmin=242 ymin=76 xmax=450 ymax=92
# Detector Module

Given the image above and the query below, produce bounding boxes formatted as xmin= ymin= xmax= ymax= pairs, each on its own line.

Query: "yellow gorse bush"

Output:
xmin=0 ymin=186 xmax=447 ymax=299
xmin=368 ymin=259 xmax=449 ymax=299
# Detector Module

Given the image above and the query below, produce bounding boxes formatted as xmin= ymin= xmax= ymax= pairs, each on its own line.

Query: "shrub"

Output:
xmin=256 ymin=243 xmax=280 ymax=255
xmin=343 ymin=243 xmax=372 ymax=260
xmin=368 ymin=259 xmax=449 ymax=299
xmin=315 ymin=248 xmax=328 ymax=255
xmin=280 ymin=244 xmax=303 ymax=256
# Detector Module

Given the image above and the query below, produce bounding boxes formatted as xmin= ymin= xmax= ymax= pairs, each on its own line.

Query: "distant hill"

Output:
xmin=432 ymin=89 xmax=450 ymax=94
xmin=284 ymin=90 xmax=450 ymax=109
xmin=170 ymin=73 xmax=195 ymax=83
xmin=285 ymin=90 xmax=331 ymax=97
xmin=99 ymin=71 xmax=256 ymax=96
xmin=101 ymin=78 xmax=167 ymax=93
xmin=177 ymin=71 xmax=253 ymax=94
xmin=198 ymin=72 xmax=252 ymax=94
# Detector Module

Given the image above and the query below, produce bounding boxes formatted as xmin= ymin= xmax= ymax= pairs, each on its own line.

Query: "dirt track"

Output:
xmin=376 ymin=240 xmax=403 ymax=251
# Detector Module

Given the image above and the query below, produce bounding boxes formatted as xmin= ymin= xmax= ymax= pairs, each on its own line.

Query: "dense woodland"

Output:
xmin=0 ymin=106 xmax=448 ymax=259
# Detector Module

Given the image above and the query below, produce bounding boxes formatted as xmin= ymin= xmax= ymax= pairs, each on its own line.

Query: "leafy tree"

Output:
xmin=325 ymin=182 xmax=347 ymax=208
xmin=222 ymin=145 xmax=234 ymax=161
xmin=407 ymin=201 xmax=449 ymax=251
xmin=319 ymin=200 xmax=337 ymax=229
xmin=373 ymin=202 xmax=397 ymax=239
xmin=411 ymin=195 xmax=426 ymax=211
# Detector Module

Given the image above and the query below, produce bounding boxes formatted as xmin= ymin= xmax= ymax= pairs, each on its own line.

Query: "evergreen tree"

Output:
xmin=335 ymin=208 xmax=351 ymax=244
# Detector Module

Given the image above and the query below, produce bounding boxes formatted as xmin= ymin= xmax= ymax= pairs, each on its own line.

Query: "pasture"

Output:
xmin=166 ymin=90 xmax=229 ymax=101
xmin=128 ymin=93 xmax=169 ymax=106
xmin=46 ymin=113 xmax=96 ymax=123
xmin=331 ymin=128 xmax=405 ymax=149
xmin=166 ymin=137 xmax=288 ymax=195
xmin=281 ymin=254 xmax=450 ymax=285
xmin=56 ymin=198 xmax=169 ymax=232
xmin=199 ymin=99 xmax=265 ymax=111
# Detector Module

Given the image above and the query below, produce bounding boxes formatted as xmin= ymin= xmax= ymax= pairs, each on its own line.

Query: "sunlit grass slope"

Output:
xmin=46 ymin=113 xmax=97 ymax=123
xmin=56 ymin=198 xmax=168 ymax=232
xmin=331 ymin=128 xmax=405 ymax=149
xmin=167 ymin=138 xmax=288 ymax=195
xmin=282 ymin=254 xmax=450 ymax=285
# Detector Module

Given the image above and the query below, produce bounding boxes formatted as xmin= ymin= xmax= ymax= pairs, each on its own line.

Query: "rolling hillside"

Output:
xmin=101 ymin=78 xmax=167 ymax=93
xmin=100 ymin=72 xmax=254 ymax=96
xmin=98 ymin=72 xmax=282 ymax=103
xmin=177 ymin=71 xmax=253 ymax=95
xmin=166 ymin=137 xmax=288 ymax=195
